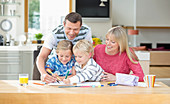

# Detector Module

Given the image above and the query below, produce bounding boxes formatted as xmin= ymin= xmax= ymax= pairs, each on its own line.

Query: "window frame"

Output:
xmin=24 ymin=0 xmax=72 ymax=33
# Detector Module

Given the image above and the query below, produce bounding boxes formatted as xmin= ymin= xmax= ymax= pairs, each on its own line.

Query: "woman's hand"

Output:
xmin=63 ymin=79 xmax=70 ymax=84
xmin=41 ymin=74 xmax=57 ymax=83
xmin=101 ymin=72 xmax=116 ymax=81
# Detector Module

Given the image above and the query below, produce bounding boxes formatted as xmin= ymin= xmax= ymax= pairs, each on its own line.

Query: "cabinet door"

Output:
xmin=0 ymin=51 xmax=22 ymax=80
xmin=22 ymin=51 xmax=33 ymax=80
xmin=0 ymin=74 xmax=19 ymax=80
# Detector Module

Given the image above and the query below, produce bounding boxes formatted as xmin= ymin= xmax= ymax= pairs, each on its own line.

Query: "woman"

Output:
xmin=93 ymin=26 xmax=144 ymax=82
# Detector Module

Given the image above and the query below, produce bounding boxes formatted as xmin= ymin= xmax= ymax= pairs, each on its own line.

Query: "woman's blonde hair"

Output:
xmin=106 ymin=26 xmax=139 ymax=64
xmin=73 ymin=39 xmax=94 ymax=57
xmin=56 ymin=40 xmax=73 ymax=53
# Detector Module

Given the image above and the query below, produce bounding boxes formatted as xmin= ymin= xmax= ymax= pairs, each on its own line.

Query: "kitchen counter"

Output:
xmin=134 ymin=51 xmax=150 ymax=75
xmin=0 ymin=45 xmax=38 ymax=51
xmin=0 ymin=45 xmax=38 ymax=80
xmin=135 ymin=51 xmax=150 ymax=61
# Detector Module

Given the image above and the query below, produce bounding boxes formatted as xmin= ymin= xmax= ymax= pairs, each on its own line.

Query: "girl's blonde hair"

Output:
xmin=106 ymin=26 xmax=139 ymax=64
xmin=73 ymin=39 xmax=94 ymax=57
xmin=56 ymin=40 xmax=73 ymax=53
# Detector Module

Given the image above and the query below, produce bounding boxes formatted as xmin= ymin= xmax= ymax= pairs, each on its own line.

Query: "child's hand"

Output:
xmin=52 ymin=73 xmax=65 ymax=81
xmin=63 ymin=79 xmax=70 ymax=84
xmin=58 ymin=77 xmax=65 ymax=81
xmin=53 ymin=73 xmax=59 ymax=77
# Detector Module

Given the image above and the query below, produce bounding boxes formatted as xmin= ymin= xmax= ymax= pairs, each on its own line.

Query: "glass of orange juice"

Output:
xmin=19 ymin=74 xmax=29 ymax=86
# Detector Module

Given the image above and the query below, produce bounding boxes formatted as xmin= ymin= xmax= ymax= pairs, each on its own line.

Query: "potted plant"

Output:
xmin=35 ymin=33 xmax=43 ymax=44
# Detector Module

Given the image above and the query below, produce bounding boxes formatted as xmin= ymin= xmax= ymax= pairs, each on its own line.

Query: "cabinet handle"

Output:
xmin=0 ymin=57 xmax=20 ymax=59
xmin=23 ymin=52 xmax=33 ymax=53
xmin=0 ymin=63 xmax=19 ymax=64
xmin=0 ymin=52 xmax=20 ymax=54
xmin=0 ymin=74 xmax=19 ymax=76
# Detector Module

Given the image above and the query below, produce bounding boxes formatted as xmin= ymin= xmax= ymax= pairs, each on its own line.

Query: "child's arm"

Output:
xmin=45 ymin=65 xmax=53 ymax=74
xmin=68 ymin=65 xmax=102 ymax=84
xmin=72 ymin=66 xmax=76 ymax=75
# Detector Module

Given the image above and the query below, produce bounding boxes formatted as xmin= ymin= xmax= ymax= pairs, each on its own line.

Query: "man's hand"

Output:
xmin=41 ymin=74 xmax=57 ymax=83
xmin=101 ymin=72 xmax=116 ymax=82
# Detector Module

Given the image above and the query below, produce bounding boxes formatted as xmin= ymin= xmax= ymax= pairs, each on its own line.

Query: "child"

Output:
xmin=45 ymin=40 xmax=76 ymax=81
xmin=63 ymin=39 xmax=104 ymax=84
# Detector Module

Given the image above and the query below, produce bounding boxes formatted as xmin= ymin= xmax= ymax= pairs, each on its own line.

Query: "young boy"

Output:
xmin=63 ymin=39 xmax=104 ymax=84
xmin=45 ymin=40 xmax=76 ymax=81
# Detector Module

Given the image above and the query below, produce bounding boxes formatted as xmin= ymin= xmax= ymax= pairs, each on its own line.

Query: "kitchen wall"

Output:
xmin=0 ymin=0 xmax=24 ymax=42
xmin=72 ymin=0 xmax=170 ymax=48
xmin=112 ymin=0 xmax=170 ymax=48
xmin=2 ymin=0 xmax=169 ymax=48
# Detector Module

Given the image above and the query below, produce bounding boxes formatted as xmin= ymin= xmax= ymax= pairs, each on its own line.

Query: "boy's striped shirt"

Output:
xmin=69 ymin=58 xmax=104 ymax=84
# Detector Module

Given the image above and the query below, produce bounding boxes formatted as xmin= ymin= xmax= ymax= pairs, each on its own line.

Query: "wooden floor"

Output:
xmin=150 ymin=66 xmax=170 ymax=78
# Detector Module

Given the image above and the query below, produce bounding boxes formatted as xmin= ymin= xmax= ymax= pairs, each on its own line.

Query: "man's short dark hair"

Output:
xmin=64 ymin=12 xmax=82 ymax=26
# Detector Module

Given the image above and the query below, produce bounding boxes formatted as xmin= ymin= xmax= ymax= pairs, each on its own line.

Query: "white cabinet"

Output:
xmin=0 ymin=0 xmax=24 ymax=43
xmin=22 ymin=51 xmax=34 ymax=79
xmin=0 ymin=1 xmax=21 ymax=17
xmin=0 ymin=51 xmax=34 ymax=80
xmin=0 ymin=51 xmax=21 ymax=79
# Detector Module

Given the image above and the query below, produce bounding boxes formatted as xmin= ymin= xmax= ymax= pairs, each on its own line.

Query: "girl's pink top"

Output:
xmin=93 ymin=44 xmax=144 ymax=82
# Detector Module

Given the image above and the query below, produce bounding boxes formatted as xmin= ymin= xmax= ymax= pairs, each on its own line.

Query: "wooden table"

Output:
xmin=0 ymin=80 xmax=170 ymax=104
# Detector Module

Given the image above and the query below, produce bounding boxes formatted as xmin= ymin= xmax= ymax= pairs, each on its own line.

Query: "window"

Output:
xmin=26 ymin=0 xmax=71 ymax=40
xmin=29 ymin=0 xmax=40 ymax=30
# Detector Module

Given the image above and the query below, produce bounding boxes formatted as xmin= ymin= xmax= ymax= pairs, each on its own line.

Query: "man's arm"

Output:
xmin=36 ymin=47 xmax=56 ymax=83
xmin=37 ymin=47 xmax=51 ymax=75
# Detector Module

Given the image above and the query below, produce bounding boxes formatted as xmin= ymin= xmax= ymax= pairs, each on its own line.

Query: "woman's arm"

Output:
xmin=128 ymin=60 xmax=144 ymax=82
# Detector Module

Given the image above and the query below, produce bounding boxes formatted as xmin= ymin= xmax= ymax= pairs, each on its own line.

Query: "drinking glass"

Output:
xmin=19 ymin=74 xmax=29 ymax=86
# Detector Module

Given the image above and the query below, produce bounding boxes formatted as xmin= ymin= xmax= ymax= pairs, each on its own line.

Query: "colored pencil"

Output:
xmin=58 ymin=86 xmax=91 ymax=88
xmin=33 ymin=82 xmax=45 ymax=86
xmin=46 ymin=69 xmax=61 ymax=82
xmin=65 ymin=71 xmax=70 ymax=79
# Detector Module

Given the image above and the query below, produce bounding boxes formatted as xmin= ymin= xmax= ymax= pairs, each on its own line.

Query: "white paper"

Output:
xmin=48 ymin=81 xmax=70 ymax=86
xmin=77 ymin=82 xmax=101 ymax=86
xmin=48 ymin=81 xmax=101 ymax=86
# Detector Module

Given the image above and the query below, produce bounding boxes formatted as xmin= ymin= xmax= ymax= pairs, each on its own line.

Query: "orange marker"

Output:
xmin=33 ymin=82 xmax=45 ymax=86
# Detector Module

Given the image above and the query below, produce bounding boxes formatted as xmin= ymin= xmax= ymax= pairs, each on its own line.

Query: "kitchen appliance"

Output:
xmin=0 ymin=34 xmax=4 ymax=46
xmin=5 ymin=33 xmax=11 ymax=46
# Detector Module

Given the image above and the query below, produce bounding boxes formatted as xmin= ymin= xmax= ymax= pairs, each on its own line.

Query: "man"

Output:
xmin=36 ymin=12 xmax=92 ymax=83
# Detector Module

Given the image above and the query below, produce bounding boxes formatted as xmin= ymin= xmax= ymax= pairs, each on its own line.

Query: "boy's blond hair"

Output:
xmin=56 ymin=40 xmax=73 ymax=53
xmin=73 ymin=39 xmax=94 ymax=57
